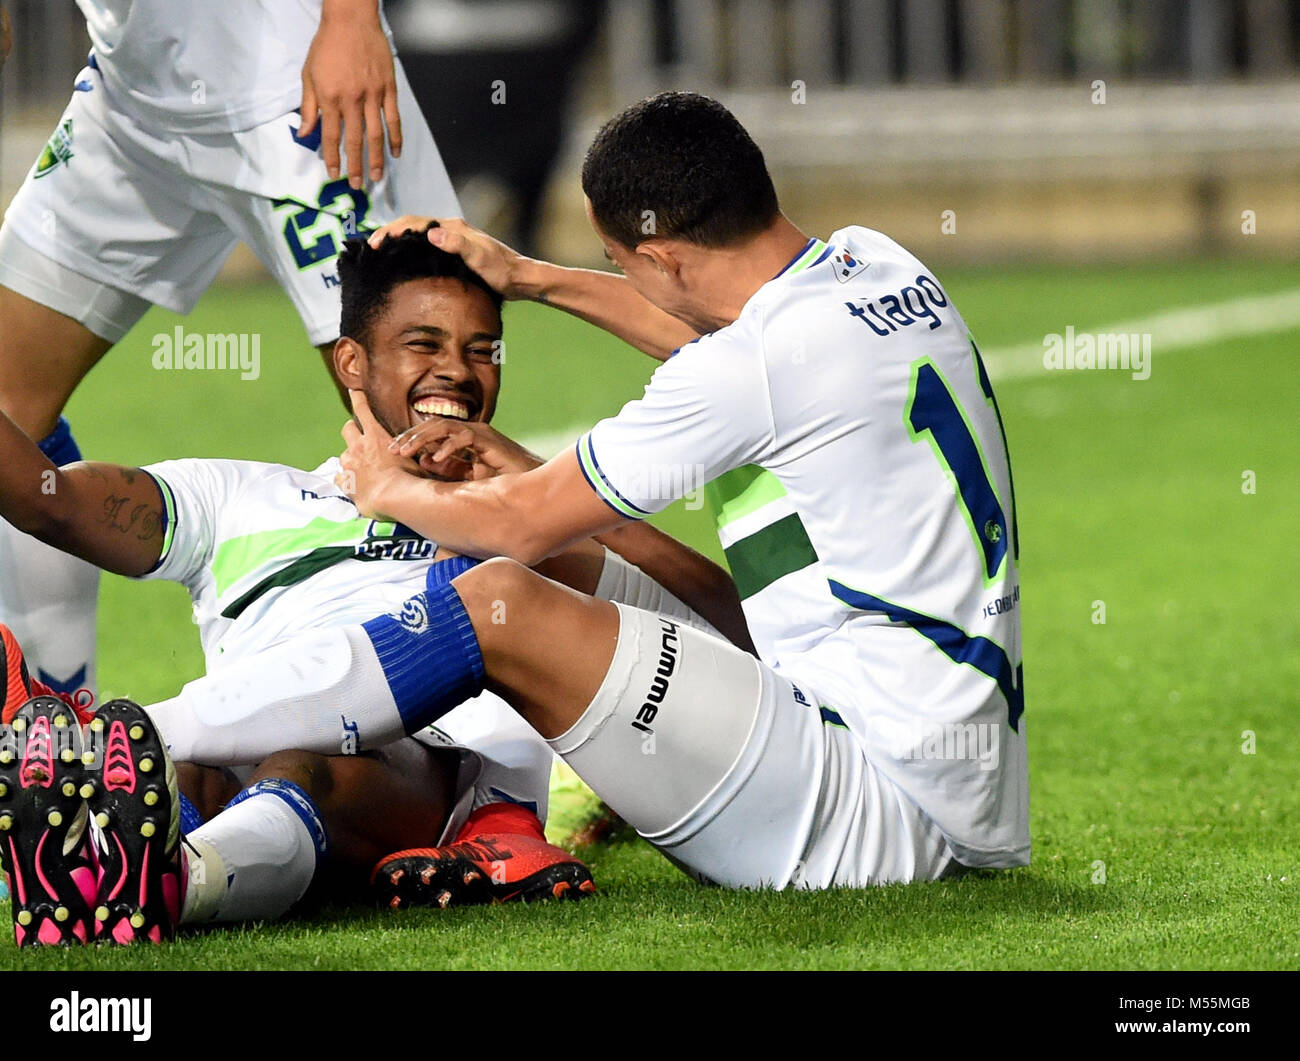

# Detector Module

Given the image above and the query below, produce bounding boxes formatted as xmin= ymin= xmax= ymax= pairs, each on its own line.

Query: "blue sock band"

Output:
xmin=426 ymin=555 xmax=481 ymax=591
xmin=177 ymin=792 xmax=204 ymax=835
xmin=38 ymin=417 xmax=82 ymax=466
xmin=362 ymin=579 xmax=485 ymax=732
xmin=227 ymin=778 xmax=329 ymax=865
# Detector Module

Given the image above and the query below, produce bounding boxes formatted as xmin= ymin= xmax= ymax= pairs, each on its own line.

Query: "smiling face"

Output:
xmin=346 ymin=275 xmax=500 ymax=430
xmin=334 ymin=275 xmax=502 ymax=477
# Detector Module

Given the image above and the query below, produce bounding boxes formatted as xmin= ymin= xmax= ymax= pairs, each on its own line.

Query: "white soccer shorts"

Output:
xmin=548 ymin=603 xmax=959 ymax=890
xmin=0 ymin=56 xmax=458 ymax=346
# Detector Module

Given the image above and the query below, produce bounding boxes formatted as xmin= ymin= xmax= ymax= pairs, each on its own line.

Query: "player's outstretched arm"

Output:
xmin=385 ymin=412 xmax=753 ymax=650
xmin=368 ymin=217 xmax=700 ymax=361
xmin=299 ymin=0 xmax=401 ymax=190
xmin=0 ymin=410 xmax=164 ymax=576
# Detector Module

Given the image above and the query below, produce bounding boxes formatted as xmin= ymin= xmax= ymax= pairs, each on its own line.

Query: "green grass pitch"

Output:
xmin=2 ymin=258 xmax=1296 ymax=970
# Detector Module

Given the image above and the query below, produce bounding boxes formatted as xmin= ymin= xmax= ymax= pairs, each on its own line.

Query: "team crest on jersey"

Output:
xmin=395 ymin=594 xmax=430 ymax=633
xmin=831 ymin=250 xmax=868 ymax=284
xmin=34 ymin=119 xmax=74 ymax=179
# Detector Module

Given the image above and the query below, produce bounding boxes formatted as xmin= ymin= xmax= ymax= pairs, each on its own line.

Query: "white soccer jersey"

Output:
xmin=75 ymin=1 xmax=393 ymax=133
xmin=577 ymin=227 xmax=1029 ymax=867
xmin=136 ymin=454 xmax=554 ymax=821
xmin=138 ymin=455 xmax=439 ymax=671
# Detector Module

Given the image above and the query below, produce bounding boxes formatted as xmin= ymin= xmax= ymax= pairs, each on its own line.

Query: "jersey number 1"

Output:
xmin=905 ymin=352 xmax=1014 ymax=581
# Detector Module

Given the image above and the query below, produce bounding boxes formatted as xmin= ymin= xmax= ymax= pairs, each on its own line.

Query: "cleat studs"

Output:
xmin=54 ymin=906 xmax=69 ymax=922
xmin=0 ymin=751 xmax=12 ymax=765
xmin=139 ymin=757 xmax=154 ymax=773
xmin=389 ymin=869 xmax=405 ymax=885
xmin=47 ymin=810 xmax=62 ymax=827
xmin=420 ymin=867 xmax=436 ymax=885
xmin=128 ymin=724 xmax=145 ymax=741
xmin=62 ymin=781 xmax=77 ymax=798
xmin=552 ymin=881 xmax=571 ymax=898
xmin=60 ymin=748 xmax=75 ymax=763
xmin=579 ymin=880 xmax=596 ymax=894
xmin=79 ymin=783 xmax=94 ymax=799
xmin=11 ymin=718 xmax=24 ymax=733
xmin=0 ymin=815 xmax=12 ymax=831
xmin=140 ymin=821 xmax=156 ymax=838
xmin=16 ymin=910 xmax=31 ymax=926
xmin=143 ymin=790 xmax=159 ymax=806
xmin=437 ymin=890 xmax=452 ymax=908
xmin=53 ymin=714 xmax=69 ymax=729
xmin=94 ymin=906 xmax=109 ymax=922
xmin=388 ymin=896 xmax=403 ymax=910
xmin=463 ymin=871 xmax=482 ymax=885
xmin=129 ymin=912 xmax=145 ymax=929
xmin=95 ymin=812 xmax=110 ymax=829
xmin=89 ymin=718 xmax=104 ymax=733
xmin=81 ymin=751 xmax=96 ymax=766
xmin=0 ymin=782 xmax=7 ymax=798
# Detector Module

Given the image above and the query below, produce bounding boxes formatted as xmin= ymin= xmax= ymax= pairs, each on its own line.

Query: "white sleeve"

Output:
xmin=135 ymin=459 xmax=247 ymax=591
xmin=575 ymin=331 xmax=772 ymax=519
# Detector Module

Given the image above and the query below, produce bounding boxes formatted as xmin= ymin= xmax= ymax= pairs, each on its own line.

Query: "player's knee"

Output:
xmin=453 ymin=556 xmax=541 ymax=638
xmin=251 ymin=749 xmax=336 ymax=803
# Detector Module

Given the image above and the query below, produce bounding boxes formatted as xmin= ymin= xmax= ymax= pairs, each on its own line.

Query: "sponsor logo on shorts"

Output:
xmin=34 ymin=119 xmax=74 ymax=179
xmin=630 ymin=617 xmax=679 ymax=736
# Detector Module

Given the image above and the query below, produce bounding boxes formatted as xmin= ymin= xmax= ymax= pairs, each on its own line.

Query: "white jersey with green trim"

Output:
xmin=577 ymin=227 xmax=1028 ymax=868
xmin=137 ymin=455 xmax=436 ymax=672
xmin=75 ymin=1 xmax=394 ymax=134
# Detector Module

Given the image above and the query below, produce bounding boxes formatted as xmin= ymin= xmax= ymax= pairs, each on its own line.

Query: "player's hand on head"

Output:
xmin=391 ymin=418 xmax=544 ymax=480
xmin=300 ymin=1 xmax=401 ymax=190
xmin=337 ymin=390 xmax=418 ymax=517
xmin=367 ymin=218 xmax=531 ymax=301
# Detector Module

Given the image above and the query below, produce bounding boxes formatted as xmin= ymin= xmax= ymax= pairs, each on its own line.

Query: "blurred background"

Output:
xmin=3 ymin=0 xmax=1298 ymax=269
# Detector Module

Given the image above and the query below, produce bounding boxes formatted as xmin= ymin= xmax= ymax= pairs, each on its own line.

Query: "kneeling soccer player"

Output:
xmin=0 ymin=233 xmax=743 ymax=944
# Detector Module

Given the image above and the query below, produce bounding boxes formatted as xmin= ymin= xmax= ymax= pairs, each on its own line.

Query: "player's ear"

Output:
xmin=638 ymin=239 xmax=682 ymax=280
xmin=333 ymin=337 xmax=366 ymax=389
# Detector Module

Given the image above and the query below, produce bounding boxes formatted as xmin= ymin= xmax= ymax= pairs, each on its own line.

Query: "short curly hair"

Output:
xmin=338 ymin=228 xmax=503 ymax=346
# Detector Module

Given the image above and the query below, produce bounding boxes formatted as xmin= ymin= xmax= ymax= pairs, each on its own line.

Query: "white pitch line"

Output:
xmin=519 ymin=287 xmax=1300 ymax=457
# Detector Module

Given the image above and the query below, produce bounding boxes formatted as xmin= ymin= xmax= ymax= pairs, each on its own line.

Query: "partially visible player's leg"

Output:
xmin=0 ymin=278 xmax=120 ymax=698
xmin=0 ymin=64 xmax=233 ymax=699
xmin=179 ymin=741 xmax=456 ymax=925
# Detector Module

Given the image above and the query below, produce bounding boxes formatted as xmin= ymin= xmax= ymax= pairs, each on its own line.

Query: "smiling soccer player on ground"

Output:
xmin=0 ymin=232 xmax=744 ymax=945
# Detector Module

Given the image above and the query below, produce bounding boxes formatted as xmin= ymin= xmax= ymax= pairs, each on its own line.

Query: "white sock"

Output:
xmin=181 ymin=781 xmax=327 ymax=924
xmin=594 ymin=547 xmax=723 ymax=638
xmin=0 ymin=519 xmax=99 ymax=696
xmin=146 ymin=625 xmax=405 ymax=766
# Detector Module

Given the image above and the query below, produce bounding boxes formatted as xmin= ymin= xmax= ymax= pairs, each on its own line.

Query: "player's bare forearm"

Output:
xmin=366 ymin=451 xmax=622 ymax=567
xmin=595 ymin=521 xmax=755 ymax=654
xmin=512 ymin=259 xmax=699 ymax=362
xmin=0 ymin=410 xmax=164 ymax=576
